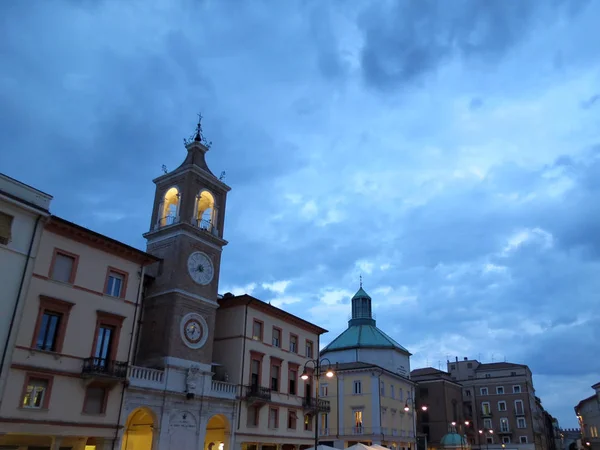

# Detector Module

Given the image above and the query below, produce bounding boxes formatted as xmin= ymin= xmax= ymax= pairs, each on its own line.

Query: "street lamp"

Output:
xmin=300 ymin=358 xmax=335 ymax=450
xmin=404 ymin=397 xmax=428 ymax=450
xmin=479 ymin=429 xmax=493 ymax=450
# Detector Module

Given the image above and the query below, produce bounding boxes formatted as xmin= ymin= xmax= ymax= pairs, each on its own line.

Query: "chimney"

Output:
xmin=464 ymin=357 xmax=468 ymax=361
xmin=455 ymin=356 xmax=458 ymax=362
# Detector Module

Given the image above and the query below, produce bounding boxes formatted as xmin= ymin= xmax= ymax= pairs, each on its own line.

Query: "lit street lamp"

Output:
xmin=404 ymin=397 xmax=428 ymax=450
xmin=300 ymin=358 xmax=335 ymax=450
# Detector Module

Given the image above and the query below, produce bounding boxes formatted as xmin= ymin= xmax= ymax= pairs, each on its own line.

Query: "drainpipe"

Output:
xmin=112 ymin=264 xmax=146 ymax=450
xmin=236 ymin=298 xmax=252 ymax=431
xmin=0 ymin=214 xmax=43 ymax=398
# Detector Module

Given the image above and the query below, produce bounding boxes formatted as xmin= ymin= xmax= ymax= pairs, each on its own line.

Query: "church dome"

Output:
xmin=440 ymin=433 xmax=469 ymax=448
xmin=320 ymin=287 xmax=410 ymax=355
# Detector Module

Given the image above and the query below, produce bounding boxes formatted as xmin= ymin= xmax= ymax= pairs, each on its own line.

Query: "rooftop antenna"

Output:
xmin=478 ymin=353 xmax=482 ymax=361
xmin=504 ymin=355 xmax=507 ymax=362
xmin=161 ymin=164 xmax=168 ymax=174
xmin=491 ymin=354 xmax=495 ymax=363
xmin=438 ymin=361 xmax=442 ymax=370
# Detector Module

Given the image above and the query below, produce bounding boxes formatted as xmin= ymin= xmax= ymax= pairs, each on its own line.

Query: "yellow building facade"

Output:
xmin=317 ymin=287 xmax=417 ymax=450
xmin=0 ymin=215 xmax=158 ymax=450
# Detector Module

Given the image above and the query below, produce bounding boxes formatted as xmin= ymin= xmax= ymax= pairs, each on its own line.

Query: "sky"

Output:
xmin=1 ymin=0 xmax=599 ymax=428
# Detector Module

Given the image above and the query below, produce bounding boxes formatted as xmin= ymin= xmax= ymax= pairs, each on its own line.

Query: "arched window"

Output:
xmin=195 ymin=190 xmax=216 ymax=232
xmin=160 ymin=187 xmax=180 ymax=227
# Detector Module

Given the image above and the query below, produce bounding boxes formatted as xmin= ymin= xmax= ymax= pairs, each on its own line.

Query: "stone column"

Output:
xmin=50 ymin=437 xmax=62 ymax=450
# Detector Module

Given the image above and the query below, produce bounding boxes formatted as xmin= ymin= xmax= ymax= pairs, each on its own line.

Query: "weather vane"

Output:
xmin=183 ymin=113 xmax=212 ymax=148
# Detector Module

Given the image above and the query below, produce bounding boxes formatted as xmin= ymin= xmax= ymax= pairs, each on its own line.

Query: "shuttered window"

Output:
xmin=0 ymin=211 xmax=13 ymax=245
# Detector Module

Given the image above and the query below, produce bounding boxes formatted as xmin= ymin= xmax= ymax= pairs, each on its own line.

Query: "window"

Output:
xmin=247 ymin=406 xmax=259 ymax=427
xmin=287 ymin=410 xmax=297 ymax=429
xmin=498 ymin=401 xmax=507 ymax=411
xmin=320 ymin=413 xmax=329 ymax=433
xmin=467 ymin=362 xmax=473 ymax=368
xmin=21 ymin=375 xmax=52 ymax=409
xmin=517 ymin=417 xmax=527 ymax=429
xmin=270 ymin=362 xmax=280 ymax=392
xmin=50 ymin=249 xmax=78 ymax=283
xmin=515 ymin=400 xmax=524 ymax=415
xmin=252 ymin=320 xmax=263 ymax=341
xmin=485 ymin=374 xmax=491 ymax=378
xmin=92 ymin=311 xmax=125 ymax=365
xmin=480 ymin=387 xmax=488 ymax=395
xmin=250 ymin=357 xmax=261 ymax=387
xmin=83 ymin=385 xmax=107 ymax=414
xmin=272 ymin=327 xmax=281 ymax=347
xmin=390 ymin=384 xmax=395 ymax=398
xmin=520 ymin=436 xmax=528 ymax=444
xmin=289 ymin=334 xmax=298 ymax=353
xmin=486 ymin=437 xmax=493 ymax=444
xmin=269 ymin=408 xmax=279 ymax=428
xmin=104 ymin=268 xmax=127 ymax=298
xmin=502 ymin=437 xmax=511 ymax=444
xmin=496 ymin=386 xmax=504 ymax=395
xmin=399 ymin=387 xmax=403 ymax=401
xmin=305 ymin=340 xmax=314 ymax=358
xmin=32 ymin=296 xmax=73 ymax=353
xmin=511 ymin=371 xmax=517 ymax=376
xmin=481 ymin=402 xmax=491 ymax=415
xmin=465 ymin=389 xmax=471 ymax=397
xmin=380 ymin=380 xmax=385 ymax=396
xmin=500 ymin=418 xmax=509 ymax=432
xmin=320 ymin=384 xmax=328 ymax=397
xmin=354 ymin=410 xmax=363 ymax=432
xmin=288 ymin=366 xmax=297 ymax=395
xmin=304 ymin=414 xmax=312 ymax=431
xmin=513 ymin=385 xmax=521 ymax=393
xmin=483 ymin=418 xmax=492 ymax=429
xmin=450 ymin=364 xmax=456 ymax=370
xmin=0 ymin=211 xmax=13 ymax=245
xmin=353 ymin=380 xmax=362 ymax=394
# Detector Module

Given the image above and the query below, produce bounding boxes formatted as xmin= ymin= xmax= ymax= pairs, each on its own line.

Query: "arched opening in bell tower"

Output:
xmin=121 ymin=407 xmax=157 ymax=450
xmin=204 ymin=414 xmax=230 ymax=450
xmin=160 ymin=187 xmax=180 ymax=226
xmin=195 ymin=190 xmax=216 ymax=232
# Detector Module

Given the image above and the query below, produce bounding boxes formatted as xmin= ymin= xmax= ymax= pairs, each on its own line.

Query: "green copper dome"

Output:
xmin=440 ymin=433 xmax=469 ymax=448
xmin=320 ymin=287 xmax=410 ymax=355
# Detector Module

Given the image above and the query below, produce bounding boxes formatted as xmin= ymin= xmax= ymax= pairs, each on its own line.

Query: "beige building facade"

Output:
xmin=575 ymin=382 xmax=600 ymax=450
xmin=448 ymin=359 xmax=543 ymax=450
xmin=213 ymin=293 xmax=328 ymax=450
xmin=0 ymin=174 xmax=52 ymax=403
xmin=318 ymin=362 xmax=416 ymax=450
xmin=0 ymin=215 xmax=158 ymax=450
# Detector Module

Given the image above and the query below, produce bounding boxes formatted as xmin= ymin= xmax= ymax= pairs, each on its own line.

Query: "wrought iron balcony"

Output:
xmin=303 ymin=396 xmax=331 ymax=413
xmin=82 ymin=357 xmax=127 ymax=379
xmin=244 ymin=385 xmax=271 ymax=403
xmin=482 ymin=410 xmax=493 ymax=418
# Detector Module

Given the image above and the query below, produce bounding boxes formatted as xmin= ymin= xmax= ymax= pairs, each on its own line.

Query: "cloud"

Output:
xmin=2 ymin=0 xmax=600 ymax=429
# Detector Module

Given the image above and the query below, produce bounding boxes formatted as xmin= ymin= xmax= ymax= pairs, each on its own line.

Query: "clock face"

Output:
xmin=187 ymin=251 xmax=214 ymax=285
xmin=180 ymin=312 xmax=209 ymax=349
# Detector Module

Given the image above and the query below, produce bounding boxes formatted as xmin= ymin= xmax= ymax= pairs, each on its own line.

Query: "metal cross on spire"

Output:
xmin=359 ymin=274 xmax=363 ymax=288
xmin=184 ymin=112 xmax=212 ymax=148
xmin=193 ymin=113 xmax=203 ymax=142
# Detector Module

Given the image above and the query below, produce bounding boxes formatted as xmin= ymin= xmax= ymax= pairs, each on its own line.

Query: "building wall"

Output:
xmin=0 ymin=225 xmax=145 ymax=443
xmin=322 ymin=347 xmax=410 ymax=377
xmin=576 ymin=393 xmax=600 ymax=450
xmin=214 ymin=298 xmax=324 ymax=446
xmin=449 ymin=360 xmax=538 ymax=450
xmin=320 ymin=368 xmax=414 ymax=448
xmin=0 ymin=175 xmax=51 ymax=402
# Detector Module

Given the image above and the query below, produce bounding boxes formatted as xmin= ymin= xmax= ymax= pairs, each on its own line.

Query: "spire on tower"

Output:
xmin=184 ymin=113 xmax=212 ymax=149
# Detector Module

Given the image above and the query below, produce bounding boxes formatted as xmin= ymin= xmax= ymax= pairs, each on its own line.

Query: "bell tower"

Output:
xmin=137 ymin=116 xmax=231 ymax=368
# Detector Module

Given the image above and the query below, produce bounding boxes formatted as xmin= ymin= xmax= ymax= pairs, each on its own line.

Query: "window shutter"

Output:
xmin=0 ymin=211 xmax=13 ymax=245
xmin=52 ymin=254 xmax=74 ymax=282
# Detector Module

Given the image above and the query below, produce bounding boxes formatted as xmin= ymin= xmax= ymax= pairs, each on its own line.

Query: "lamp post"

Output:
xmin=301 ymin=358 xmax=335 ymax=450
xmin=404 ymin=397 xmax=428 ymax=450
xmin=478 ymin=429 xmax=493 ymax=450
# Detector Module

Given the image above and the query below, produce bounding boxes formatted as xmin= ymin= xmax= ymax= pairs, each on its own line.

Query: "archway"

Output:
xmin=121 ymin=407 xmax=156 ymax=450
xmin=204 ymin=414 xmax=231 ymax=450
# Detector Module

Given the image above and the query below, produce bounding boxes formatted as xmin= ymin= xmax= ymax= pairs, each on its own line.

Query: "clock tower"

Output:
xmin=136 ymin=117 xmax=231 ymax=368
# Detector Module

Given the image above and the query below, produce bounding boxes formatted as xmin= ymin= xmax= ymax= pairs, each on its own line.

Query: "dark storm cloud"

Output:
xmin=358 ymin=0 xmax=591 ymax=90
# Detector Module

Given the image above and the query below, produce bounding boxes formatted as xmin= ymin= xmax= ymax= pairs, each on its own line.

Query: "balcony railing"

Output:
xmin=303 ymin=397 xmax=331 ymax=413
xmin=82 ymin=357 xmax=127 ymax=379
xmin=244 ymin=385 xmax=271 ymax=403
xmin=482 ymin=410 xmax=493 ymax=417
xmin=319 ymin=428 xmax=331 ymax=437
